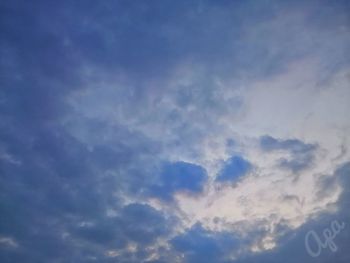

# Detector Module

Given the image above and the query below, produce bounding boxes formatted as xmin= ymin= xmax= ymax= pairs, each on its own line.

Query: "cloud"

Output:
xmin=72 ymin=203 xmax=172 ymax=248
xmin=260 ymin=136 xmax=317 ymax=154
xmin=1 ymin=0 xmax=350 ymax=262
xmin=260 ymin=135 xmax=318 ymax=173
xmin=171 ymin=223 xmax=239 ymax=263
xmin=233 ymin=162 xmax=350 ymax=263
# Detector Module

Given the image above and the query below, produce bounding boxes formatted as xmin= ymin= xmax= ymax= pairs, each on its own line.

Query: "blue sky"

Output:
xmin=0 ymin=0 xmax=350 ymax=262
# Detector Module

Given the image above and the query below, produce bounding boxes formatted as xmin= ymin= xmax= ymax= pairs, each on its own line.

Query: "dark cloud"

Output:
xmin=0 ymin=118 xmax=172 ymax=262
xmin=260 ymin=135 xmax=317 ymax=154
xmin=260 ymin=135 xmax=318 ymax=173
xmin=71 ymin=202 xmax=173 ymax=248
xmin=171 ymin=223 xmax=239 ymax=263
xmin=118 ymin=203 xmax=173 ymax=245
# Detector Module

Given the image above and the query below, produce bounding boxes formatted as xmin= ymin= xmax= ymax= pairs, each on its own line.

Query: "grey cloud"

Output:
xmin=260 ymin=135 xmax=318 ymax=173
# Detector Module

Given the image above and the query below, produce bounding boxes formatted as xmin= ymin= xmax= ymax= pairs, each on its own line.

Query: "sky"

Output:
xmin=0 ymin=0 xmax=350 ymax=262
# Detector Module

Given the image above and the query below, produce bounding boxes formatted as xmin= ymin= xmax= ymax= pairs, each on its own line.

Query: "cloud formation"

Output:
xmin=1 ymin=0 xmax=350 ymax=262
xmin=260 ymin=135 xmax=318 ymax=173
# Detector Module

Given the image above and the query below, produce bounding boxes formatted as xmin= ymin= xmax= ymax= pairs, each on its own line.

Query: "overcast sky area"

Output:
xmin=1 ymin=0 xmax=350 ymax=262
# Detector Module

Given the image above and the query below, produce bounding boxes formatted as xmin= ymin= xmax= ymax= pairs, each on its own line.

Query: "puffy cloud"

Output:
xmin=233 ymin=162 xmax=350 ymax=263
